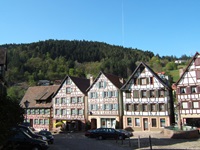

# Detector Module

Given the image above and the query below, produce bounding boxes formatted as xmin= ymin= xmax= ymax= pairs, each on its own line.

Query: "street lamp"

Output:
xmin=24 ymin=100 xmax=30 ymax=123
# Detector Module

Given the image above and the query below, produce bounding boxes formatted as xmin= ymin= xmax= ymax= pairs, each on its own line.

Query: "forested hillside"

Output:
xmin=0 ymin=39 xmax=191 ymax=100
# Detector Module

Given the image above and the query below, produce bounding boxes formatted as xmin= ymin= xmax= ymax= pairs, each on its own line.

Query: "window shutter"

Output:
xmin=75 ymin=97 xmax=77 ymax=103
xmin=188 ymin=102 xmax=192 ymax=109
xmin=115 ymin=104 xmax=118 ymax=110
xmin=197 ymin=86 xmax=200 ymax=93
xmin=164 ymin=103 xmax=167 ymax=111
xmin=156 ymin=104 xmax=159 ymax=111
xmin=146 ymin=90 xmax=150 ymax=98
xmin=196 ymin=70 xmax=200 ymax=79
xmin=133 ymin=90 xmax=139 ymax=98
xmin=102 ymin=104 xmax=105 ymax=110
xmin=89 ymin=104 xmax=91 ymax=111
xmin=155 ymin=90 xmax=159 ymax=98
xmin=95 ymin=104 xmax=98 ymax=110
xmin=115 ymin=91 xmax=118 ymax=97
xmin=176 ymin=88 xmax=180 ymax=94
xmin=146 ymin=78 xmax=149 ymax=84
xmin=104 ymin=81 xmax=107 ymax=88
xmin=95 ymin=92 xmax=98 ymax=98
xmin=102 ymin=92 xmax=105 ymax=98
xmin=109 ymin=104 xmax=112 ymax=110
xmin=139 ymin=104 xmax=142 ymax=111
xmin=108 ymin=91 xmax=111 ymax=97
xmin=147 ymin=104 xmax=150 ymax=111
xmin=137 ymin=79 xmax=140 ymax=85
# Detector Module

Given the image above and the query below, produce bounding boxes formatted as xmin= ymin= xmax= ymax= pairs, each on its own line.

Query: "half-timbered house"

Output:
xmin=20 ymin=85 xmax=59 ymax=131
xmin=87 ymin=72 xmax=124 ymax=129
xmin=121 ymin=62 xmax=175 ymax=131
xmin=174 ymin=52 xmax=200 ymax=128
xmin=0 ymin=48 xmax=7 ymax=98
xmin=53 ymin=76 xmax=90 ymax=131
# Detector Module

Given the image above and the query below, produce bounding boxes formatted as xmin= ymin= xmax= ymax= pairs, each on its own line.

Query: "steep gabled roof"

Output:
xmin=55 ymin=75 xmax=90 ymax=95
xmin=121 ymin=62 xmax=171 ymax=90
xmin=0 ymin=48 xmax=7 ymax=69
xmin=175 ymin=52 xmax=199 ymax=85
xmin=20 ymin=85 xmax=60 ymax=108
xmin=87 ymin=71 xmax=124 ymax=91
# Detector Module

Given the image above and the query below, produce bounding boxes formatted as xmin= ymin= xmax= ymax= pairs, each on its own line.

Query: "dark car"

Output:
xmin=116 ymin=129 xmax=133 ymax=138
xmin=12 ymin=125 xmax=48 ymax=142
xmin=38 ymin=130 xmax=54 ymax=144
xmin=86 ymin=128 xmax=126 ymax=140
xmin=85 ymin=129 xmax=98 ymax=138
xmin=2 ymin=129 xmax=49 ymax=150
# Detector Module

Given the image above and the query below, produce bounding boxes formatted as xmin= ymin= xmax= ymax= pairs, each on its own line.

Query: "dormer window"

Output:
xmin=191 ymin=86 xmax=197 ymax=93
xmin=180 ymin=87 xmax=186 ymax=94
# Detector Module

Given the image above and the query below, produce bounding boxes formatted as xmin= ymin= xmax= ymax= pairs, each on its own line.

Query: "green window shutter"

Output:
xmin=133 ymin=90 xmax=139 ymax=98
xmin=139 ymin=104 xmax=142 ymax=111
xmin=115 ymin=91 xmax=118 ymax=97
xmin=102 ymin=104 xmax=105 ymax=110
xmin=104 ymin=81 xmax=107 ymax=88
xmin=102 ymin=92 xmax=105 ymax=98
xmin=164 ymin=103 xmax=167 ymax=111
xmin=108 ymin=91 xmax=111 ymax=97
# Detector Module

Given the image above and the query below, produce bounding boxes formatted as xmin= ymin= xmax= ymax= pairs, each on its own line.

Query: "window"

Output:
xmin=71 ymin=97 xmax=76 ymax=103
xmin=71 ymin=109 xmax=76 ymax=115
xmin=159 ymin=90 xmax=165 ymax=97
xmin=191 ymin=86 xmax=197 ymax=93
xmin=55 ymin=98 xmax=60 ymax=104
xmin=61 ymin=109 xmax=66 ymax=116
xmin=193 ymin=102 xmax=199 ymax=108
xmin=160 ymin=118 xmax=165 ymax=127
xmin=45 ymin=109 xmax=50 ymax=115
xmin=135 ymin=118 xmax=140 ymax=126
xmin=159 ymin=103 xmax=165 ymax=111
xmin=34 ymin=119 xmax=39 ymax=125
xmin=61 ymin=97 xmax=66 ymax=104
xmin=182 ymin=102 xmax=188 ymax=109
xmin=150 ymin=90 xmax=155 ymax=98
xmin=39 ymin=109 xmax=44 ymax=115
xmin=127 ymin=118 xmax=132 ymax=126
xmin=27 ymin=109 xmax=30 ymax=115
xmin=103 ymin=92 xmax=109 ymax=98
xmin=39 ymin=119 xmax=44 ymax=125
xmin=104 ymin=104 xmax=111 ymax=110
xmin=141 ymin=78 xmax=147 ymax=85
xmin=66 ymin=98 xmax=70 ymax=104
xmin=125 ymin=92 xmax=131 ymax=98
xmin=112 ymin=104 xmax=118 ymax=110
xmin=150 ymin=77 xmax=154 ymax=84
xmin=126 ymin=104 xmax=132 ymax=111
xmin=133 ymin=90 xmax=139 ymax=98
xmin=142 ymin=104 xmax=148 ymax=111
xmin=141 ymin=90 xmax=147 ymax=98
xmin=55 ymin=109 xmax=60 ymax=115
xmin=111 ymin=91 xmax=116 ymax=97
xmin=180 ymin=87 xmax=186 ymax=94
xmin=133 ymin=104 xmax=139 ymax=111
xmin=99 ymin=81 xmax=104 ymax=88
xmin=151 ymin=104 xmax=156 ymax=111
xmin=66 ymin=79 xmax=71 ymax=85
xmin=35 ymin=109 xmax=39 ymax=115
xmin=44 ymin=119 xmax=49 ymax=125
xmin=152 ymin=118 xmax=157 ymax=127
xmin=31 ymin=109 xmax=35 ymax=115
xmin=90 ymin=92 xmax=97 ymax=98
xmin=66 ymin=87 xmax=71 ymax=93
xmin=77 ymin=97 xmax=83 ymax=103
xmin=91 ymin=104 xmax=98 ymax=110
xmin=78 ymin=109 xmax=83 ymax=115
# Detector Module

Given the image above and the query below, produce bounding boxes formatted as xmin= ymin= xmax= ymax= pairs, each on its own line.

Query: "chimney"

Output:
xmin=90 ymin=76 xmax=94 ymax=85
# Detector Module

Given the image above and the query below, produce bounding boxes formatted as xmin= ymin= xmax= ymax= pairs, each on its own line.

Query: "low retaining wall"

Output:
xmin=164 ymin=128 xmax=199 ymax=139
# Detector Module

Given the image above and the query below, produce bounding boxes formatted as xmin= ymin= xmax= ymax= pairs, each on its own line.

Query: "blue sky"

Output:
xmin=1 ymin=0 xmax=200 ymax=58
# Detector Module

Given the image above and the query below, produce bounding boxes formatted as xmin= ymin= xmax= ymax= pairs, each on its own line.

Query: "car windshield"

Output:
xmin=40 ymin=131 xmax=51 ymax=136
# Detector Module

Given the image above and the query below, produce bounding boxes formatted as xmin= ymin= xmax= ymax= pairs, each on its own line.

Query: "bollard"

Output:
xmin=149 ymin=135 xmax=152 ymax=150
xmin=138 ymin=135 xmax=141 ymax=149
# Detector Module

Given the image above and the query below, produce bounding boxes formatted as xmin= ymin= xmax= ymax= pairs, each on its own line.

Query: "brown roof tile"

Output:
xmin=20 ymin=85 xmax=59 ymax=108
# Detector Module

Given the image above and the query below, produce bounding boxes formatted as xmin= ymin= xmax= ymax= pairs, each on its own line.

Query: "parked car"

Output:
xmin=2 ymin=129 xmax=49 ymax=150
xmin=85 ymin=129 xmax=98 ymax=138
xmin=116 ymin=129 xmax=133 ymax=138
xmin=85 ymin=128 xmax=127 ymax=140
xmin=12 ymin=125 xmax=48 ymax=142
xmin=38 ymin=130 xmax=54 ymax=144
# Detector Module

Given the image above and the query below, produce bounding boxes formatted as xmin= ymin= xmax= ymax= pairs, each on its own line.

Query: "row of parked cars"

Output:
xmin=2 ymin=124 xmax=54 ymax=150
xmin=85 ymin=128 xmax=133 ymax=140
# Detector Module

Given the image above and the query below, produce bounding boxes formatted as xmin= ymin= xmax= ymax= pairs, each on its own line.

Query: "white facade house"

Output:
xmin=87 ymin=72 xmax=124 ymax=129
xmin=53 ymin=76 xmax=90 ymax=131
xmin=121 ymin=62 xmax=175 ymax=131
xmin=175 ymin=52 xmax=200 ymax=127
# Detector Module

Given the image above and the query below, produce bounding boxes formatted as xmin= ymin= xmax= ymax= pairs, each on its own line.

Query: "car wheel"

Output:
xmin=118 ymin=135 xmax=123 ymax=140
xmin=32 ymin=146 xmax=40 ymax=150
xmin=98 ymin=135 xmax=103 ymax=140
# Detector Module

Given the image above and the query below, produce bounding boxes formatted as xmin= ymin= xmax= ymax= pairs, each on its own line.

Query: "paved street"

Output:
xmin=48 ymin=131 xmax=200 ymax=150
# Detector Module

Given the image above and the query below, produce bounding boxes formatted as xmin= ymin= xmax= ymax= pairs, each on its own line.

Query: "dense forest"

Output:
xmin=0 ymin=39 xmax=191 ymax=100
